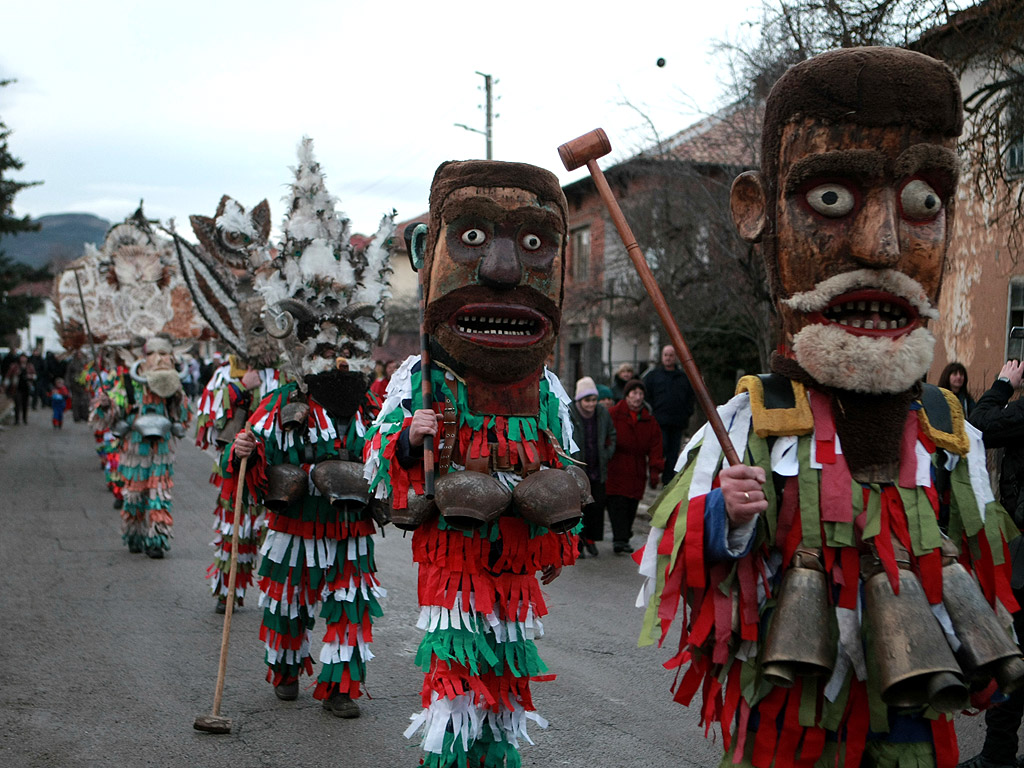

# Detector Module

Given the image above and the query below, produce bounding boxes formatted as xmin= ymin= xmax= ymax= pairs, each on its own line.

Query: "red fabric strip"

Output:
xmin=721 ymin=661 xmax=743 ymax=753
xmin=918 ymin=550 xmax=944 ymax=605
xmin=775 ymin=679 xmax=805 ymax=767
xmin=821 ymin=453 xmax=852 ymax=523
xmin=838 ymin=546 xmax=860 ymax=610
xmin=712 ymin=563 xmax=733 ymax=665
xmin=737 ymin=555 xmax=759 ymax=640
xmin=750 ymin=688 xmax=786 ymax=768
xmin=685 ymin=496 xmax=707 ymax=589
xmin=931 ymin=715 xmax=958 ymax=768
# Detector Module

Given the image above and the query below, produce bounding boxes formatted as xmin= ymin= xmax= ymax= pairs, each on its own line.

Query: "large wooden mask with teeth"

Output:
xmin=420 ymin=160 xmax=568 ymax=383
xmin=729 ymin=47 xmax=963 ymax=393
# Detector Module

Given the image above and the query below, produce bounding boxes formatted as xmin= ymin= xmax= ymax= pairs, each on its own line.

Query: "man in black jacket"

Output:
xmin=961 ymin=358 xmax=1024 ymax=768
xmin=642 ymin=345 xmax=694 ymax=484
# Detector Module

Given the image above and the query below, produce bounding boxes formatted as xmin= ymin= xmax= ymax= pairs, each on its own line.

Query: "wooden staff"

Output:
xmin=419 ymin=277 xmax=436 ymax=498
xmin=194 ymin=430 xmax=250 ymax=733
xmin=557 ymin=128 xmax=740 ymax=466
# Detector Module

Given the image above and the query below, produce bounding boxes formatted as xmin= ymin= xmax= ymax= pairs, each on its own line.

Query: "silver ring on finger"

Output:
xmin=743 ymin=491 xmax=750 ymax=502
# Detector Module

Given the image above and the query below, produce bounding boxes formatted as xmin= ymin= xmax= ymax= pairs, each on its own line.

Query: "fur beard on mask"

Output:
xmin=304 ymin=369 xmax=370 ymax=422
xmin=146 ymin=369 xmax=183 ymax=398
xmin=791 ymin=323 xmax=935 ymax=394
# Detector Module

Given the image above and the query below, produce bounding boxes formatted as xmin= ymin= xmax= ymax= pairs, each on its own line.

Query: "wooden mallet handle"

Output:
xmin=557 ymin=128 xmax=740 ymax=467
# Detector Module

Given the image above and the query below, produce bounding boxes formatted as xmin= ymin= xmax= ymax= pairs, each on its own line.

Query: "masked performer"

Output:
xmin=173 ymin=195 xmax=284 ymax=613
xmin=364 ymin=160 xmax=583 ymax=767
xmin=87 ymin=353 xmax=128 ymax=508
xmin=94 ymin=335 xmax=192 ymax=557
xmin=229 ymin=137 xmax=395 ymax=718
xmin=636 ymin=47 xmax=1022 ymax=768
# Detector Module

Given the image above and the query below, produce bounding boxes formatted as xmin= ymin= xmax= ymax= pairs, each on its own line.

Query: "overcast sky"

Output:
xmin=2 ymin=0 xmax=759 ymax=238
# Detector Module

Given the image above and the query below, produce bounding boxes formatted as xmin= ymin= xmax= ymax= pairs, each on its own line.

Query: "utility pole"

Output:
xmin=455 ymin=71 xmax=497 ymax=160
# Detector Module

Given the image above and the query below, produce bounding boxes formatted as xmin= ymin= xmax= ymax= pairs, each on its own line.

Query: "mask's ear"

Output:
xmin=730 ymin=171 xmax=767 ymax=243
xmin=406 ymin=223 xmax=429 ymax=272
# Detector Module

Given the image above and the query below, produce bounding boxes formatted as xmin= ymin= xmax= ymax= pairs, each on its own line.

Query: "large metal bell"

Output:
xmin=564 ymin=464 xmax=594 ymax=505
xmin=864 ymin=568 xmax=968 ymax=713
xmin=435 ymin=471 xmax=512 ymax=530
xmin=110 ymin=419 xmax=129 ymax=438
xmin=311 ymin=460 xmax=369 ymax=509
xmin=132 ymin=413 xmax=172 ymax=441
xmin=942 ymin=561 xmax=1024 ymax=694
xmin=216 ymin=408 xmax=249 ymax=448
xmin=264 ymin=463 xmax=307 ymax=512
xmin=512 ymin=468 xmax=583 ymax=533
xmin=389 ymin=488 xmax=438 ymax=532
xmin=279 ymin=402 xmax=310 ymax=431
xmin=760 ymin=551 xmax=836 ymax=687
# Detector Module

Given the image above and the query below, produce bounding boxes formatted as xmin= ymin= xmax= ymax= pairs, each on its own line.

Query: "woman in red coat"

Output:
xmin=606 ymin=378 xmax=664 ymax=553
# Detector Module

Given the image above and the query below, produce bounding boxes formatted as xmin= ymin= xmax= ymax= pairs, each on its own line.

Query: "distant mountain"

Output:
xmin=2 ymin=213 xmax=111 ymax=271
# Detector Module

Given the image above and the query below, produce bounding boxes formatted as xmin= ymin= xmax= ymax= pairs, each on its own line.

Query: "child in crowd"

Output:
xmin=50 ymin=377 xmax=71 ymax=428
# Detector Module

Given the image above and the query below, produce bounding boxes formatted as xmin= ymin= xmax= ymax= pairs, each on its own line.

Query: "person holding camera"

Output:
xmin=960 ymin=358 xmax=1024 ymax=768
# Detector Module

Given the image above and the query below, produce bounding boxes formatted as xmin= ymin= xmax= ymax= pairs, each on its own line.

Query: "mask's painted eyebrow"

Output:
xmin=895 ymin=144 xmax=960 ymax=193
xmin=784 ymin=150 xmax=886 ymax=195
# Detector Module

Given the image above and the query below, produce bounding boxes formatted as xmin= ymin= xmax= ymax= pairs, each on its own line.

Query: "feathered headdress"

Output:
xmin=54 ymin=204 xmax=210 ymax=351
xmin=169 ymin=196 xmax=281 ymax=368
xmin=257 ymin=136 xmax=396 ymax=386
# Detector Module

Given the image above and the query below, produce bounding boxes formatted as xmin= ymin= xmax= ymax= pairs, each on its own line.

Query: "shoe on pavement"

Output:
xmin=145 ymin=546 xmax=164 ymax=559
xmin=215 ymin=600 xmax=227 ymax=615
xmin=275 ymin=678 xmax=299 ymax=701
xmin=322 ymin=693 xmax=360 ymax=718
xmin=128 ymin=540 xmax=143 ymax=554
xmin=957 ymin=754 xmax=1016 ymax=768
xmin=585 ymin=540 xmax=599 ymax=557
xmin=613 ymin=542 xmax=634 ymax=554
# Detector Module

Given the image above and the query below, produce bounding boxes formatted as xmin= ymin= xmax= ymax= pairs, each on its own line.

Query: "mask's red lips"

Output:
xmin=808 ymin=290 xmax=920 ymax=337
xmin=448 ymin=303 xmax=550 ymax=347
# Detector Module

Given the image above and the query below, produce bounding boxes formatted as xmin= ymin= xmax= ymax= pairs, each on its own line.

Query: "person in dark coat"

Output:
xmin=605 ymin=378 xmax=663 ymax=553
xmin=642 ymin=345 xmax=694 ymax=484
xmin=29 ymin=348 xmax=46 ymax=409
xmin=570 ymin=376 xmax=616 ymax=558
xmin=938 ymin=361 xmax=976 ymax=419
xmin=3 ymin=353 xmax=36 ymax=425
xmin=610 ymin=362 xmax=636 ymax=402
xmin=960 ymin=359 xmax=1024 ymax=768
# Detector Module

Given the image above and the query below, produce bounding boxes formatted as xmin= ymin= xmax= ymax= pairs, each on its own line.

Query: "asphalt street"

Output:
xmin=0 ymin=413 xmax=996 ymax=767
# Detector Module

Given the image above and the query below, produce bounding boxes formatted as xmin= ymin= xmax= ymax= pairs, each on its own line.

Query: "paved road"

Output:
xmin=0 ymin=415 xmax=994 ymax=767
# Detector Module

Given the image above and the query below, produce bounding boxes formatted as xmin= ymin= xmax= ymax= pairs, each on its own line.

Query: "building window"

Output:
xmin=1009 ymin=280 xmax=1024 ymax=359
xmin=1007 ymin=136 xmax=1024 ymax=177
xmin=572 ymin=227 xmax=590 ymax=282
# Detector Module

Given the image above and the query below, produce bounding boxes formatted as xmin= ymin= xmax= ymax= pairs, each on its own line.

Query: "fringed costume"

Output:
xmin=94 ymin=372 xmax=192 ymax=554
xmin=225 ymin=382 xmax=383 ymax=702
xmin=196 ymin=360 xmax=281 ymax=607
xmin=365 ymin=358 xmax=580 ymax=767
xmin=637 ymin=375 xmax=1018 ymax=768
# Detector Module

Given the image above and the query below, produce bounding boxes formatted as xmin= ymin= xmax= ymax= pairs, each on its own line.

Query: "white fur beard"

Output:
xmin=791 ymin=324 xmax=935 ymax=394
xmin=147 ymin=369 xmax=183 ymax=398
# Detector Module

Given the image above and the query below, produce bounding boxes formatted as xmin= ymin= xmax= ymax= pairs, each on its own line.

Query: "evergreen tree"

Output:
xmin=0 ymin=78 xmax=44 ymax=342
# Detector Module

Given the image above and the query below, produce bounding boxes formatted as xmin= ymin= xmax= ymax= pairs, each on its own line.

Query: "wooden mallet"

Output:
xmin=557 ymin=128 xmax=740 ymax=466
xmin=194 ymin=437 xmax=250 ymax=733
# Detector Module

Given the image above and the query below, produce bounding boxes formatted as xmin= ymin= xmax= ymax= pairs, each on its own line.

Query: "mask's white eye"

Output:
xmin=461 ymin=228 xmax=487 ymax=246
xmin=900 ymin=179 xmax=942 ymax=221
xmin=805 ymin=183 xmax=856 ymax=217
xmin=521 ymin=233 xmax=542 ymax=251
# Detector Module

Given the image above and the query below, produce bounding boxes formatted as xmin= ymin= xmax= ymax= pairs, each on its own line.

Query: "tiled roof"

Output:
xmin=645 ymin=101 xmax=762 ymax=168
xmin=8 ymin=280 xmax=52 ymax=299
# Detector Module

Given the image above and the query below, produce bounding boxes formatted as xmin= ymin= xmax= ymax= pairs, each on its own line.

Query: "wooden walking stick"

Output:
xmin=194 ymin=432 xmax=250 ymax=733
xmin=405 ymin=222 xmax=436 ymax=499
xmin=557 ymin=128 xmax=741 ymax=466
